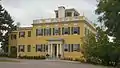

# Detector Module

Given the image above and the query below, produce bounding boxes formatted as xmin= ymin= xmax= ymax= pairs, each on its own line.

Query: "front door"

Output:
xmin=53 ymin=44 xmax=57 ymax=57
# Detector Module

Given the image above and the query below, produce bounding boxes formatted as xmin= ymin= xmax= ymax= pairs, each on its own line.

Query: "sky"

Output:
xmin=1 ymin=0 xmax=98 ymax=27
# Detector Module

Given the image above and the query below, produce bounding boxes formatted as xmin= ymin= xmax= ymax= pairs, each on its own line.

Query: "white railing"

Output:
xmin=33 ymin=16 xmax=95 ymax=28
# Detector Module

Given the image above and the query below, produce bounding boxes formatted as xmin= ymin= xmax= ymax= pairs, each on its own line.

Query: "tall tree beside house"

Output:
xmin=82 ymin=27 xmax=120 ymax=66
xmin=0 ymin=4 xmax=16 ymax=53
xmin=95 ymin=0 xmax=120 ymax=41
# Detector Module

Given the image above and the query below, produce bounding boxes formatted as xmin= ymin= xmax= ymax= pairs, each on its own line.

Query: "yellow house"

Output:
xmin=8 ymin=6 xmax=96 ymax=59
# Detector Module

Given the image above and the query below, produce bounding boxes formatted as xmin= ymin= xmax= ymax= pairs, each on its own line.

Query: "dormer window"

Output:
xmin=66 ymin=12 xmax=72 ymax=17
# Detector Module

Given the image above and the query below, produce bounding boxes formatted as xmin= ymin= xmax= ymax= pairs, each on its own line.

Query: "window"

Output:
xmin=19 ymin=32 xmax=25 ymax=38
xmin=66 ymin=12 xmax=72 ymax=17
xmin=85 ymin=28 xmax=87 ymax=35
xmin=62 ymin=27 xmax=70 ymax=35
xmin=42 ymin=44 xmax=45 ymax=52
xmin=53 ymin=28 xmax=60 ymax=35
xmin=44 ymin=28 xmax=51 ymax=36
xmin=28 ymin=31 xmax=31 ymax=37
xmin=18 ymin=45 xmax=25 ymax=52
xmin=56 ymin=12 xmax=58 ymax=18
xmin=27 ymin=45 xmax=31 ymax=52
xmin=64 ymin=44 xmax=69 ymax=52
xmin=72 ymin=27 xmax=80 ymax=35
xmin=73 ymin=44 xmax=80 ymax=52
xmin=45 ymin=44 xmax=48 ymax=52
xmin=11 ymin=34 xmax=17 ymax=40
xmin=71 ymin=44 xmax=73 ymax=52
xmin=36 ymin=28 xmax=43 ymax=36
xmin=36 ymin=45 xmax=42 ymax=52
xmin=14 ymin=35 xmax=17 ymax=39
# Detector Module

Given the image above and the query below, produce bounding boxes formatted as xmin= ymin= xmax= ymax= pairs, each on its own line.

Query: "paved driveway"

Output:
xmin=0 ymin=59 xmax=112 ymax=68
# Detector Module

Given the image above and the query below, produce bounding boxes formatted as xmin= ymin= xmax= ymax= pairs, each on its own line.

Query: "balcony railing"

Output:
xmin=33 ymin=16 xmax=94 ymax=28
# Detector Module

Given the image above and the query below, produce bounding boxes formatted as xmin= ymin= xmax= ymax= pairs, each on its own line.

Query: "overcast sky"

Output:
xmin=1 ymin=0 xmax=98 ymax=27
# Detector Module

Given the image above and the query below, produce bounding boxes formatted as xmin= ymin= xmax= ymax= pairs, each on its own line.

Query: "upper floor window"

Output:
xmin=53 ymin=28 xmax=60 ymax=35
xmin=27 ymin=45 xmax=31 ymax=52
xmin=19 ymin=32 xmax=25 ymax=38
xmin=36 ymin=28 xmax=43 ymax=36
xmin=72 ymin=27 xmax=80 ymax=35
xmin=18 ymin=45 xmax=25 ymax=52
xmin=11 ymin=34 xmax=17 ymax=40
xmin=66 ymin=12 xmax=72 ymax=17
xmin=28 ymin=31 xmax=31 ymax=37
xmin=44 ymin=28 xmax=51 ymax=36
xmin=62 ymin=27 xmax=70 ymax=35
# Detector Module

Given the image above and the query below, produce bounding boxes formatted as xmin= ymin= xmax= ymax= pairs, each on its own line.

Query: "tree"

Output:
xmin=95 ymin=0 xmax=120 ymax=40
xmin=82 ymin=27 xmax=120 ymax=66
xmin=0 ymin=4 xmax=16 ymax=52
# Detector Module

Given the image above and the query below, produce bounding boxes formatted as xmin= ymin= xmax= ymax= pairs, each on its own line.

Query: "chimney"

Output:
xmin=58 ymin=6 xmax=65 ymax=18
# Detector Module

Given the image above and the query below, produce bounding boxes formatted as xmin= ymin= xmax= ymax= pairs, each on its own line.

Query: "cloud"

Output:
xmin=1 ymin=0 xmax=98 ymax=26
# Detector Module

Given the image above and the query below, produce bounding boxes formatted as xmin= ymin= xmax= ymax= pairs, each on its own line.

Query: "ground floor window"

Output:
xmin=73 ymin=44 xmax=80 ymax=52
xmin=64 ymin=44 xmax=80 ymax=52
xmin=18 ymin=45 xmax=25 ymax=52
xmin=36 ymin=44 xmax=48 ymax=52
xmin=27 ymin=45 xmax=31 ymax=52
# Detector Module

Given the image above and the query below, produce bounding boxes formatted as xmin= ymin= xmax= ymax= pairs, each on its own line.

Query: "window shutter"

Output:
xmin=53 ymin=28 xmax=54 ymax=35
xmin=44 ymin=28 xmax=46 ymax=36
xmin=41 ymin=29 xmax=43 ymax=36
xmin=71 ymin=27 xmax=73 ymax=35
xmin=62 ymin=27 xmax=64 ymax=35
xmin=36 ymin=29 xmax=38 ymax=36
xmin=71 ymin=44 xmax=73 ymax=52
xmin=49 ymin=28 xmax=51 ymax=36
xmin=59 ymin=28 xmax=61 ymax=35
xmin=78 ymin=27 xmax=80 ymax=35
xmin=68 ymin=27 xmax=70 ymax=35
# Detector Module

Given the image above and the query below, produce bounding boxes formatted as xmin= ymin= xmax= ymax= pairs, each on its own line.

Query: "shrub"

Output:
xmin=40 ymin=55 xmax=46 ymax=59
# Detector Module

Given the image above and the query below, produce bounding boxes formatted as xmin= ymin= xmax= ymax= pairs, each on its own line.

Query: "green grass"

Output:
xmin=0 ymin=59 xmax=20 ymax=62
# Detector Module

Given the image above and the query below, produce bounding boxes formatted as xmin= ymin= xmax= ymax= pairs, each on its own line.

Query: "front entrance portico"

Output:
xmin=47 ymin=38 xmax=64 ymax=58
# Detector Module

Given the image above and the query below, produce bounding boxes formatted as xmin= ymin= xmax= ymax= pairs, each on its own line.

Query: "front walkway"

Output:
xmin=0 ymin=58 xmax=112 ymax=68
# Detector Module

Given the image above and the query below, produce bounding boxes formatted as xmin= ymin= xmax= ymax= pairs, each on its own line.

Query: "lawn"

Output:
xmin=0 ymin=59 xmax=20 ymax=62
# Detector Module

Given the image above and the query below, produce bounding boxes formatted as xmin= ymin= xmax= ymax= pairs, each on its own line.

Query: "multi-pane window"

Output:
xmin=42 ymin=44 xmax=46 ymax=52
xmin=62 ymin=27 xmax=70 ymax=35
xmin=64 ymin=44 xmax=69 ymax=52
xmin=73 ymin=44 xmax=80 ymax=52
xmin=18 ymin=45 xmax=25 ymax=52
xmin=53 ymin=28 xmax=60 ymax=35
xmin=64 ymin=44 xmax=80 ymax=52
xmin=36 ymin=45 xmax=42 ymax=52
xmin=19 ymin=32 xmax=25 ymax=38
xmin=36 ymin=44 xmax=46 ymax=52
xmin=11 ymin=34 xmax=17 ymax=40
xmin=14 ymin=35 xmax=17 ymax=39
xmin=45 ymin=44 xmax=48 ymax=52
xmin=36 ymin=28 xmax=43 ymax=36
xmin=72 ymin=27 xmax=80 ymax=35
xmin=66 ymin=12 xmax=72 ymax=17
xmin=27 ymin=45 xmax=31 ymax=52
xmin=28 ymin=31 xmax=31 ymax=37
xmin=44 ymin=28 xmax=51 ymax=36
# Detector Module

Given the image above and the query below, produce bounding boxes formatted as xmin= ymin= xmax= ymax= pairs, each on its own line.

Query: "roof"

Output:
xmin=18 ymin=27 xmax=32 ymax=30
xmin=55 ymin=8 xmax=80 ymax=15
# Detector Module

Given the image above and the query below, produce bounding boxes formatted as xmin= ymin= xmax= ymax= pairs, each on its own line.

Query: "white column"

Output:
xmin=51 ymin=44 xmax=53 ymax=57
xmin=60 ymin=44 xmax=63 ymax=58
xmin=57 ymin=44 xmax=59 ymax=58
xmin=48 ymin=44 xmax=51 ymax=55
